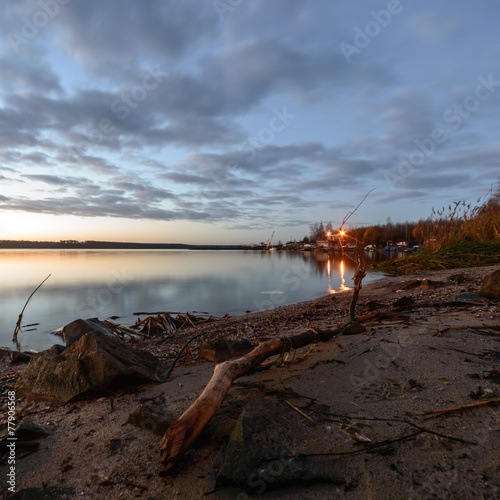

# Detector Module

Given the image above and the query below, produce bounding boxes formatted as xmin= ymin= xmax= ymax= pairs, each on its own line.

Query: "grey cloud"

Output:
xmin=21 ymin=151 xmax=51 ymax=164
xmin=0 ymin=56 xmax=62 ymax=95
xmin=53 ymin=1 xmax=218 ymax=75
xmin=114 ymin=181 xmax=176 ymax=202
xmin=157 ymin=172 xmax=213 ymax=185
xmin=0 ymin=194 xmax=178 ymax=221
xmin=23 ymin=174 xmax=83 ymax=186
xmin=382 ymin=89 xmax=436 ymax=147
xmin=245 ymin=195 xmax=306 ymax=206
xmin=395 ymin=172 xmax=471 ymax=191
xmin=328 ymin=201 xmax=355 ymax=210
xmin=376 ymin=190 xmax=429 ymax=204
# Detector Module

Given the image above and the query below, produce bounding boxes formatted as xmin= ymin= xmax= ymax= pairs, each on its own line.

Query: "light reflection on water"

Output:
xmin=0 ymin=249 xmax=384 ymax=351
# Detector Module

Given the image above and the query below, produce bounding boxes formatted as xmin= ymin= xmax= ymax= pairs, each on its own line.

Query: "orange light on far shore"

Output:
xmin=340 ymin=230 xmax=345 ymax=236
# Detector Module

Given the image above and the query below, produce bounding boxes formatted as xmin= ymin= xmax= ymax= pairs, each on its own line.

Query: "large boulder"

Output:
xmin=15 ymin=331 xmax=162 ymax=402
xmin=217 ymin=398 xmax=344 ymax=493
xmin=480 ymin=269 xmax=500 ymax=299
xmin=61 ymin=318 xmax=114 ymax=347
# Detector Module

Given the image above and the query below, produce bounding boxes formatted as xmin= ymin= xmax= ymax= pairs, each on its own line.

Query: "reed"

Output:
xmin=376 ymin=188 xmax=500 ymax=274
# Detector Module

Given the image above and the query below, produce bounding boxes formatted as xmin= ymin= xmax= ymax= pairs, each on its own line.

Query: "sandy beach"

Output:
xmin=1 ymin=264 xmax=499 ymax=499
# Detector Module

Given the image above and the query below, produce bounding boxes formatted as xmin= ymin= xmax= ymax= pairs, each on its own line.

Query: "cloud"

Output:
xmin=23 ymin=174 xmax=84 ymax=186
xmin=376 ymin=190 xmax=429 ymax=204
xmin=0 ymin=0 xmax=498 ymax=239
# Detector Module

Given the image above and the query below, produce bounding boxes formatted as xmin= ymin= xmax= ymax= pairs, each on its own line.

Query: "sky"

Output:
xmin=0 ymin=0 xmax=499 ymax=244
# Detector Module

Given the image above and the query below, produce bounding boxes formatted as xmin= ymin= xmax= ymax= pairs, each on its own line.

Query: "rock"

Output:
xmin=12 ymin=422 xmax=49 ymax=441
xmin=0 ymin=348 xmax=32 ymax=364
xmin=404 ymin=279 xmax=446 ymax=290
xmin=448 ymin=273 xmax=466 ymax=283
xmin=479 ymin=269 xmax=500 ymax=299
xmin=127 ymin=403 xmax=172 ymax=435
xmin=198 ymin=338 xmax=253 ymax=363
xmin=61 ymin=318 xmax=115 ymax=347
xmin=15 ymin=331 xmax=162 ymax=402
xmin=217 ymin=398 xmax=344 ymax=492
xmin=342 ymin=322 xmax=367 ymax=335
xmin=392 ymin=296 xmax=414 ymax=308
xmin=362 ymin=301 xmax=385 ymax=312
xmin=452 ymin=293 xmax=489 ymax=305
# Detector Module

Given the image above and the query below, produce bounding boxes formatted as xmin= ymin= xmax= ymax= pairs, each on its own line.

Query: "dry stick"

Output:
xmin=164 ymin=330 xmax=213 ymax=380
xmin=349 ymin=257 xmax=367 ymax=322
xmin=317 ymin=409 xmax=477 ymax=446
xmin=415 ymin=398 xmax=500 ymax=417
xmin=434 ymin=325 xmax=500 ymax=337
xmin=159 ymin=325 xmax=346 ymax=474
xmin=285 ymin=400 xmax=317 ymax=425
xmin=299 ymin=431 xmax=424 ymax=458
xmin=13 ymin=274 xmax=51 ymax=343
xmin=340 ymin=188 xmax=376 ymax=229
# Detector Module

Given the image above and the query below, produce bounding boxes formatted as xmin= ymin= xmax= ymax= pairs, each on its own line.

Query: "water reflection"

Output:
xmin=0 ymin=249 xmax=384 ymax=351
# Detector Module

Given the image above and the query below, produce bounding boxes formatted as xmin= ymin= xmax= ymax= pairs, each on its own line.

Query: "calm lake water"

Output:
xmin=0 ymin=249 xmax=385 ymax=351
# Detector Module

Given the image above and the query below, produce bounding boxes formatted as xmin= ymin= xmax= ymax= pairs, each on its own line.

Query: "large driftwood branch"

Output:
xmin=159 ymin=325 xmax=345 ymax=474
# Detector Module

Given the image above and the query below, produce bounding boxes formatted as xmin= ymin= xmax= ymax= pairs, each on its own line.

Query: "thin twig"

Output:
xmin=164 ymin=330 xmax=212 ymax=380
xmin=13 ymin=274 xmax=51 ymax=343
xmin=415 ymin=399 xmax=500 ymax=417
xmin=301 ymin=407 xmax=477 ymax=445
xmin=341 ymin=188 xmax=375 ymax=229
xmin=299 ymin=431 xmax=423 ymax=458
xmin=285 ymin=400 xmax=317 ymax=425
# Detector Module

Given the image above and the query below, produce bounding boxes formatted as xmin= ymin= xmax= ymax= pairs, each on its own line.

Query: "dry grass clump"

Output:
xmin=432 ymin=190 xmax=499 ymax=246
xmin=377 ymin=187 xmax=500 ymax=274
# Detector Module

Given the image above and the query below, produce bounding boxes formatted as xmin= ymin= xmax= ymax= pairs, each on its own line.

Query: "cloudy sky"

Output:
xmin=0 ymin=0 xmax=499 ymax=244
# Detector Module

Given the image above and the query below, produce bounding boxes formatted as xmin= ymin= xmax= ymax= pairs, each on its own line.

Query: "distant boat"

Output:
xmin=266 ymin=230 xmax=275 ymax=251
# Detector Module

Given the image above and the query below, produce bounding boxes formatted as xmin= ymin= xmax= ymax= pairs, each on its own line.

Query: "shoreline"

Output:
xmin=129 ymin=263 xmax=498 ymax=358
xmin=1 ymin=263 xmax=499 ymax=498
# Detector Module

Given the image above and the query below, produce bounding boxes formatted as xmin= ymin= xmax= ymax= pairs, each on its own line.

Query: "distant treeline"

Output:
xmin=308 ymin=188 xmax=499 ymax=247
xmin=308 ymin=220 xmax=417 ymax=246
xmin=0 ymin=240 xmax=245 ymax=250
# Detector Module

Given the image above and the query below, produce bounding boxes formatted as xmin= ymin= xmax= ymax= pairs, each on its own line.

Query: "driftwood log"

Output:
xmin=159 ymin=324 xmax=346 ymax=474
